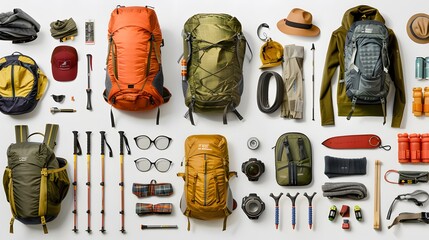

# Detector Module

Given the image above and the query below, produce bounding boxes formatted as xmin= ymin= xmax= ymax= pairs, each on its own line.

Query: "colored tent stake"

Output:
xmin=304 ymin=192 xmax=317 ymax=229
xmin=100 ymin=131 xmax=112 ymax=233
xmin=72 ymin=131 xmax=82 ymax=233
xmin=286 ymin=193 xmax=300 ymax=230
xmin=118 ymin=131 xmax=131 ymax=233
xmin=269 ymin=193 xmax=283 ymax=229
xmin=86 ymin=131 xmax=92 ymax=233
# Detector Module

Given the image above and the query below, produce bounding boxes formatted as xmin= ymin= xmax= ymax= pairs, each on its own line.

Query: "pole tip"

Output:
xmin=311 ymin=43 xmax=315 ymax=50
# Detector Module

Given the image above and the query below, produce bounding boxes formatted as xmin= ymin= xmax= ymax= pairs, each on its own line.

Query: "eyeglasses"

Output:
xmin=134 ymin=158 xmax=173 ymax=173
xmin=134 ymin=135 xmax=172 ymax=150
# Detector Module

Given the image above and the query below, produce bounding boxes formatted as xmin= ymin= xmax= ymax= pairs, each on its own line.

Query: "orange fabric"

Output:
xmin=106 ymin=6 xmax=165 ymax=111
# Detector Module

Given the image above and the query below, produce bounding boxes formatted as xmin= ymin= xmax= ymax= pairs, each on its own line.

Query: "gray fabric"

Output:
xmin=324 ymin=156 xmax=367 ymax=178
xmin=321 ymin=182 xmax=367 ymax=200
xmin=281 ymin=44 xmax=304 ymax=119
xmin=0 ymin=9 xmax=40 ymax=43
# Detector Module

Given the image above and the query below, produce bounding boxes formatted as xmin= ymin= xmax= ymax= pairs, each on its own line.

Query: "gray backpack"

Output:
xmin=344 ymin=20 xmax=391 ymax=124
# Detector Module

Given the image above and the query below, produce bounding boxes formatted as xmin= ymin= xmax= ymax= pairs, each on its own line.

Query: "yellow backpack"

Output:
xmin=178 ymin=135 xmax=237 ymax=231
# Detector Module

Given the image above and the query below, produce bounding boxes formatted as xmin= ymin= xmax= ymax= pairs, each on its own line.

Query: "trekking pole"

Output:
xmin=311 ymin=43 xmax=315 ymax=121
xmin=85 ymin=131 xmax=92 ymax=233
xmin=72 ymin=131 xmax=82 ymax=233
xmin=100 ymin=131 xmax=113 ymax=233
xmin=303 ymin=192 xmax=317 ymax=229
xmin=118 ymin=131 xmax=131 ymax=233
xmin=286 ymin=192 xmax=300 ymax=230
xmin=86 ymin=54 xmax=93 ymax=110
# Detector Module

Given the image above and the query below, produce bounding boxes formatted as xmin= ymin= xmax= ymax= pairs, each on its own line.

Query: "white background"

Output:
xmin=0 ymin=0 xmax=428 ymax=239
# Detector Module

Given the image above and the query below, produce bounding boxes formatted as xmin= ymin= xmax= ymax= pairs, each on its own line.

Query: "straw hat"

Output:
xmin=407 ymin=13 xmax=429 ymax=44
xmin=277 ymin=8 xmax=320 ymax=37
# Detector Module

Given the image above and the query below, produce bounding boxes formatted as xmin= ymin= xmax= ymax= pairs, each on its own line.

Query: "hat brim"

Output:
xmin=260 ymin=61 xmax=282 ymax=69
xmin=407 ymin=13 xmax=429 ymax=44
xmin=52 ymin=65 xmax=77 ymax=81
xmin=277 ymin=19 xmax=320 ymax=37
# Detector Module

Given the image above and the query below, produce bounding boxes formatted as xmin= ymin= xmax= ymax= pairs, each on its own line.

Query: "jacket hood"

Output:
xmin=341 ymin=5 xmax=385 ymax=29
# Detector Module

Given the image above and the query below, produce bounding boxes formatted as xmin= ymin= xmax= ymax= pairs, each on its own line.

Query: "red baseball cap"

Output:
xmin=51 ymin=46 xmax=78 ymax=81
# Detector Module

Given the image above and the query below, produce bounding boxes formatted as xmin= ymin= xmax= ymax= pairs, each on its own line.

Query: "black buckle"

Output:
xmin=422 ymin=212 xmax=429 ymax=223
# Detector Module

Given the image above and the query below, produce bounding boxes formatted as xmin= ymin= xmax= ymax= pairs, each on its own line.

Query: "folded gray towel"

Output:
xmin=321 ymin=182 xmax=367 ymax=200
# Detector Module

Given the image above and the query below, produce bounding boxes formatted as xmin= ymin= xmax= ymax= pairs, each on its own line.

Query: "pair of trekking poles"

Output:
xmin=72 ymin=130 xmax=130 ymax=233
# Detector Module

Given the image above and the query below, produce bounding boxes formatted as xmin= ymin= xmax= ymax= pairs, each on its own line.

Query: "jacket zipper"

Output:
xmin=11 ymin=64 xmax=15 ymax=97
xmin=204 ymin=153 xmax=207 ymax=206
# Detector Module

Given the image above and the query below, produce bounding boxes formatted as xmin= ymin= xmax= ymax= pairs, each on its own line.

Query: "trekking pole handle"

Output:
xmin=119 ymin=131 xmax=125 ymax=155
xmin=86 ymin=131 xmax=92 ymax=155
xmin=86 ymin=89 xmax=92 ymax=110
xmin=73 ymin=131 xmax=82 ymax=155
xmin=100 ymin=131 xmax=106 ymax=155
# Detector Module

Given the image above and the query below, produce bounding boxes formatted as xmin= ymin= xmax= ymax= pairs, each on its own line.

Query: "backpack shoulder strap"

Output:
xmin=15 ymin=125 xmax=29 ymax=144
xmin=43 ymin=124 xmax=59 ymax=150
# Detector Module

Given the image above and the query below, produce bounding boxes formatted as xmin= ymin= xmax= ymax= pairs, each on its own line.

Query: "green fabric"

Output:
xmin=183 ymin=14 xmax=246 ymax=113
xmin=274 ymin=132 xmax=312 ymax=186
xmin=319 ymin=5 xmax=405 ymax=128
xmin=50 ymin=18 xmax=78 ymax=39
xmin=3 ymin=125 xmax=70 ymax=232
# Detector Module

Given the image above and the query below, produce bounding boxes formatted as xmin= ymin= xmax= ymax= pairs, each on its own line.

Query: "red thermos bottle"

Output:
xmin=409 ymin=133 xmax=421 ymax=163
xmin=421 ymin=133 xmax=429 ymax=163
xmin=398 ymin=133 xmax=410 ymax=163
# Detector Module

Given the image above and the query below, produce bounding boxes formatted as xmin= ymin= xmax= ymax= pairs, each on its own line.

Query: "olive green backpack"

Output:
xmin=274 ymin=132 xmax=312 ymax=186
xmin=181 ymin=13 xmax=249 ymax=125
xmin=3 ymin=124 xmax=70 ymax=233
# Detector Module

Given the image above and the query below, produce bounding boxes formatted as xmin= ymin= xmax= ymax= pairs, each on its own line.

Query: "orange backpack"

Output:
xmin=104 ymin=6 xmax=171 ymax=127
xmin=178 ymin=135 xmax=237 ymax=231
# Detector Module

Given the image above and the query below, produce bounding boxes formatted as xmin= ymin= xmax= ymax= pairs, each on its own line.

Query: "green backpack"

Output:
xmin=181 ymin=13 xmax=248 ymax=125
xmin=274 ymin=132 xmax=312 ymax=186
xmin=3 ymin=124 xmax=70 ymax=234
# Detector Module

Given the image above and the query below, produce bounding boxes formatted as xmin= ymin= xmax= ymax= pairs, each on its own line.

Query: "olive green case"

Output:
xmin=274 ymin=132 xmax=312 ymax=186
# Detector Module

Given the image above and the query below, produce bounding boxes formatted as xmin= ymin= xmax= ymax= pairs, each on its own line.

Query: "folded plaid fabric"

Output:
xmin=136 ymin=203 xmax=173 ymax=216
xmin=133 ymin=179 xmax=173 ymax=198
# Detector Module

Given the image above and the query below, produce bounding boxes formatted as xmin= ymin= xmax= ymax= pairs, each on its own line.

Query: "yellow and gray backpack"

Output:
xmin=3 ymin=124 xmax=70 ymax=233
xmin=178 ymin=134 xmax=237 ymax=231
xmin=0 ymin=52 xmax=48 ymax=114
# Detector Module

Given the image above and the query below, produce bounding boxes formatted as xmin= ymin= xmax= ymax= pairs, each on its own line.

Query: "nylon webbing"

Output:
xmin=15 ymin=125 xmax=28 ymax=144
xmin=39 ymin=168 xmax=48 ymax=233
xmin=43 ymin=124 xmax=59 ymax=150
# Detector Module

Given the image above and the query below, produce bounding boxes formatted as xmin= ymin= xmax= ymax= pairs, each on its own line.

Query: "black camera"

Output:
xmin=241 ymin=158 xmax=265 ymax=181
xmin=241 ymin=193 xmax=265 ymax=219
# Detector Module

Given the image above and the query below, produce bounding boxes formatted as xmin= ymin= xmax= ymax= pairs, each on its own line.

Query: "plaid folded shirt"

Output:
xmin=133 ymin=179 xmax=173 ymax=198
xmin=136 ymin=203 xmax=173 ymax=216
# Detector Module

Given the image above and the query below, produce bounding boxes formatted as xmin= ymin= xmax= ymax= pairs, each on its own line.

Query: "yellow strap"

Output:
xmin=47 ymin=160 xmax=68 ymax=174
xmin=9 ymin=217 xmax=14 ymax=233
xmin=177 ymin=172 xmax=185 ymax=180
xmin=43 ymin=124 xmax=59 ymax=150
xmin=38 ymin=168 xmax=48 ymax=219
xmin=15 ymin=125 xmax=28 ymax=144
xmin=7 ymin=169 xmax=17 ymax=217
xmin=41 ymin=216 xmax=48 ymax=234
xmin=223 ymin=215 xmax=228 ymax=231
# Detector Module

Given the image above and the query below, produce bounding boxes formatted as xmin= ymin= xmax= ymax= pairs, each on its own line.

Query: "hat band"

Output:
xmin=410 ymin=19 xmax=429 ymax=40
xmin=285 ymin=19 xmax=312 ymax=30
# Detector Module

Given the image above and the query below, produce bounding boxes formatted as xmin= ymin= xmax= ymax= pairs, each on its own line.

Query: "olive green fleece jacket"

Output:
xmin=319 ymin=5 xmax=405 ymax=128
